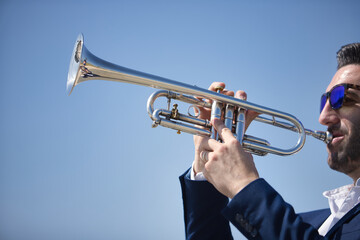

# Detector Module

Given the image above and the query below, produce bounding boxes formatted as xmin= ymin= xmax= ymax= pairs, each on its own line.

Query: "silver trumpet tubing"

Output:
xmin=67 ymin=34 xmax=332 ymax=156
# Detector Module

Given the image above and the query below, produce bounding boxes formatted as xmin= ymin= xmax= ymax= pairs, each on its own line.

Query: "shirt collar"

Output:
xmin=323 ymin=178 xmax=360 ymax=199
xmin=323 ymin=178 xmax=360 ymax=214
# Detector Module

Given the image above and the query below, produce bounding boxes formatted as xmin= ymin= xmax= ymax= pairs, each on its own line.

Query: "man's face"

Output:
xmin=319 ymin=65 xmax=360 ymax=178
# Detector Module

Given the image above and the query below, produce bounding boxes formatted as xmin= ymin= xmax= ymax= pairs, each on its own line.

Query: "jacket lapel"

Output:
xmin=325 ymin=202 xmax=360 ymax=238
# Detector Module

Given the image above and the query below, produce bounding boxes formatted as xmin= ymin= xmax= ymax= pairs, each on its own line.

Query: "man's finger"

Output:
xmin=235 ymin=90 xmax=260 ymax=130
xmin=208 ymin=82 xmax=225 ymax=91
xmin=198 ymin=137 xmax=221 ymax=151
xmin=223 ymin=89 xmax=234 ymax=97
xmin=212 ymin=118 xmax=235 ymax=143
xmin=235 ymin=90 xmax=247 ymax=100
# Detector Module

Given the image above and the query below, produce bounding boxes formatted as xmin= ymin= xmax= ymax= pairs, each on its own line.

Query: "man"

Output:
xmin=180 ymin=43 xmax=360 ymax=239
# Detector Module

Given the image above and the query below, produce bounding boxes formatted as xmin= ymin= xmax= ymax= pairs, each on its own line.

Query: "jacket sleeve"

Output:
xmin=179 ymin=169 xmax=233 ymax=240
xmin=222 ymin=178 xmax=325 ymax=240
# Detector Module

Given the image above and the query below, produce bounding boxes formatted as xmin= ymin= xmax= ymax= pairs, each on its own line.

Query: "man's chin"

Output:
xmin=327 ymin=152 xmax=345 ymax=172
xmin=327 ymin=152 xmax=357 ymax=175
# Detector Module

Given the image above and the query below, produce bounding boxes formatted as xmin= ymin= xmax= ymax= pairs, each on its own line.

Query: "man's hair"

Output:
xmin=337 ymin=43 xmax=360 ymax=69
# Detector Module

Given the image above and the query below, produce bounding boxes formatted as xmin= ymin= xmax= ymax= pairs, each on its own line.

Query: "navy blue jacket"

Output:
xmin=180 ymin=171 xmax=360 ymax=239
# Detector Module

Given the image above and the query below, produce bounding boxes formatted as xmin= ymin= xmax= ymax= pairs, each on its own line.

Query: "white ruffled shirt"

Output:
xmin=190 ymin=166 xmax=360 ymax=236
xmin=318 ymin=178 xmax=360 ymax=236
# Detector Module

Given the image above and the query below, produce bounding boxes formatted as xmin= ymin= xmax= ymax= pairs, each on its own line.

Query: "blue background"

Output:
xmin=1 ymin=0 xmax=360 ymax=239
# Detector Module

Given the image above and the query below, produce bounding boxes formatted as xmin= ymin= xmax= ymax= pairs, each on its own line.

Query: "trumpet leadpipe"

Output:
xmin=254 ymin=116 xmax=332 ymax=144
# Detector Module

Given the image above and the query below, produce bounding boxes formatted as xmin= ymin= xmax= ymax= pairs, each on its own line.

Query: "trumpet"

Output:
xmin=67 ymin=34 xmax=332 ymax=156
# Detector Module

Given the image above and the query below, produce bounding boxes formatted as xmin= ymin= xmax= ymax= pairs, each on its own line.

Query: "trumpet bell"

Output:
xmin=67 ymin=34 xmax=84 ymax=95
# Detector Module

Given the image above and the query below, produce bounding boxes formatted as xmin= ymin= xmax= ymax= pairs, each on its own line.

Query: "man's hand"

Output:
xmin=200 ymin=119 xmax=259 ymax=198
xmin=193 ymin=82 xmax=233 ymax=175
xmin=192 ymin=82 xmax=259 ymax=177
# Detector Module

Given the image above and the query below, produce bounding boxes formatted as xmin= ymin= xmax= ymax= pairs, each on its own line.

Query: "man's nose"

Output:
xmin=319 ymin=99 xmax=339 ymax=126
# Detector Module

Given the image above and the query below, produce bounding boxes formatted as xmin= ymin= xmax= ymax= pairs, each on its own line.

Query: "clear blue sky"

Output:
xmin=1 ymin=1 xmax=359 ymax=239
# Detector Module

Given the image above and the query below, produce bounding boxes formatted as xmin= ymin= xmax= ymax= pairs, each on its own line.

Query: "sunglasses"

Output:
xmin=320 ymin=83 xmax=360 ymax=113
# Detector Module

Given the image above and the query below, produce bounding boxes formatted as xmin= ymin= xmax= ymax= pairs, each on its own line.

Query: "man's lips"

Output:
xmin=329 ymin=131 xmax=345 ymax=145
